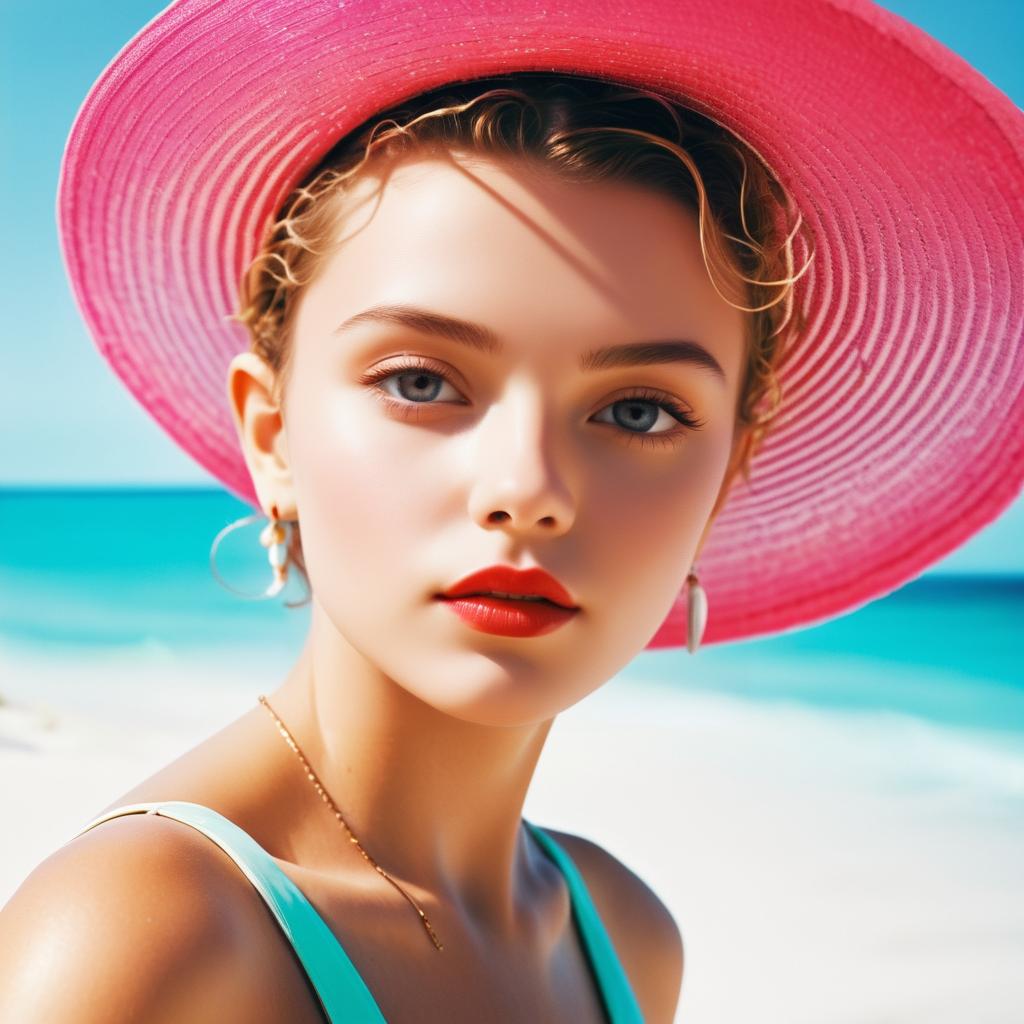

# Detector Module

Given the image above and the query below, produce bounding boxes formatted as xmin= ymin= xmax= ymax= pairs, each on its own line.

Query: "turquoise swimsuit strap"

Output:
xmin=71 ymin=801 xmax=644 ymax=1023
xmin=524 ymin=821 xmax=644 ymax=1024
xmin=72 ymin=800 xmax=388 ymax=1023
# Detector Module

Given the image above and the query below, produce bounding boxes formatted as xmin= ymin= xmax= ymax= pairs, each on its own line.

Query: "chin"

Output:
xmin=400 ymin=655 xmax=579 ymax=727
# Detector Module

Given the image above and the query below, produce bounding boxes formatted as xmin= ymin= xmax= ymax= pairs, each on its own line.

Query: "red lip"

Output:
xmin=437 ymin=565 xmax=579 ymax=609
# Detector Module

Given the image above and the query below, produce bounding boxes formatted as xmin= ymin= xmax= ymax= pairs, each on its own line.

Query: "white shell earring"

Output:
xmin=209 ymin=504 xmax=295 ymax=601
xmin=258 ymin=505 xmax=290 ymax=597
xmin=685 ymin=563 xmax=708 ymax=654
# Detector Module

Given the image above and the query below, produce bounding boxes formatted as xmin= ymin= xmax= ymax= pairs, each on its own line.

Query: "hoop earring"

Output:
xmin=209 ymin=503 xmax=293 ymax=601
xmin=685 ymin=562 xmax=708 ymax=655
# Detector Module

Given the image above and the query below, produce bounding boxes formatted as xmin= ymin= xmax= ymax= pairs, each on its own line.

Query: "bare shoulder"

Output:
xmin=543 ymin=827 xmax=684 ymax=1024
xmin=0 ymin=811 xmax=280 ymax=1023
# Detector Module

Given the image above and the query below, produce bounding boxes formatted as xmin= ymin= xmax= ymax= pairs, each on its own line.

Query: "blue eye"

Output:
xmin=592 ymin=390 xmax=705 ymax=434
xmin=358 ymin=357 xmax=704 ymax=448
xmin=378 ymin=367 xmax=460 ymax=404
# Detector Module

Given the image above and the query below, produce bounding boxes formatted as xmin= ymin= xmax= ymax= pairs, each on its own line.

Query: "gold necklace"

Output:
xmin=257 ymin=694 xmax=444 ymax=951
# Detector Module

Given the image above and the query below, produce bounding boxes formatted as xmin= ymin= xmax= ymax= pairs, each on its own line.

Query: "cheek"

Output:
xmin=585 ymin=433 xmax=729 ymax=629
xmin=287 ymin=394 xmax=446 ymax=599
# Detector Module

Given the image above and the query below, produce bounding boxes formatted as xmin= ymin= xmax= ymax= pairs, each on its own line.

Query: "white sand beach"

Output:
xmin=1 ymin=642 xmax=1022 ymax=1023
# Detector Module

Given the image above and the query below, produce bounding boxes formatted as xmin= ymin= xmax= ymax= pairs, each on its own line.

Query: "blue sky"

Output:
xmin=2 ymin=1 xmax=1022 ymax=574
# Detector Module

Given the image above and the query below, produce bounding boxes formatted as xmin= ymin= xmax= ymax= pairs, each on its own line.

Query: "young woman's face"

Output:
xmin=276 ymin=151 xmax=745 ymax=725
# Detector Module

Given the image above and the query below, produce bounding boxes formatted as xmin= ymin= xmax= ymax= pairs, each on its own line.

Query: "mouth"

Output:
xmin=438 ymin=565 xmax=579 ymax=610
xmin=434 ymin=591 xmax=579 ymax=638
xmin=437 ymin=591 xmax=565 ymax=607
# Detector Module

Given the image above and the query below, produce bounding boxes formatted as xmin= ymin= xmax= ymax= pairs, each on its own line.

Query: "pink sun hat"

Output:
xmin=57 ymin=0 xmax=1024 ymax=649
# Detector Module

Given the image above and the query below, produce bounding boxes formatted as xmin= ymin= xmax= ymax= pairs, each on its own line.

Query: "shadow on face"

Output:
xmin=234 ymin=150 xmax=747 ymax=726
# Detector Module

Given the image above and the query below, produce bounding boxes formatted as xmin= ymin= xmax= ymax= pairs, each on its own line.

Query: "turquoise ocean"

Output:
xmin=2 ymin=486 xmax=1022 ymax=741
xmin=4 ymin=486 xmax=1024 ymax=1023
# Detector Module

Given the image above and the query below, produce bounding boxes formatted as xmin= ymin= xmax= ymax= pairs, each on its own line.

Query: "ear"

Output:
xmin=225 ymin=351 xmax=296 ymax=515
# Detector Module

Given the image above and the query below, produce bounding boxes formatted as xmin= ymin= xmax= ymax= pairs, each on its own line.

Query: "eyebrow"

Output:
xmin=335 ymin=303 xmax=727 ymax=383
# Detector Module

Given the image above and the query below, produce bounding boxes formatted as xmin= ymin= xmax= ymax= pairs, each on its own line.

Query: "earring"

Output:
xmin=259 ymin=504 xmax=291 ymax=597
xmin=209 ymin=503 xmax=293 ymax=600
xmin=685 ymin=562 xmax=708 ymax=655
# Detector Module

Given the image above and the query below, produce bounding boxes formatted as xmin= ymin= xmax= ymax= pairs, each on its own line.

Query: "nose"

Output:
xmin=467 ymin=385 xmax=577 ymax=538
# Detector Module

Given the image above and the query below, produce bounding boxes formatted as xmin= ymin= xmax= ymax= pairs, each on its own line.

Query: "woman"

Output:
xmin=2 ymin=1 xmax=1022 ymax=1022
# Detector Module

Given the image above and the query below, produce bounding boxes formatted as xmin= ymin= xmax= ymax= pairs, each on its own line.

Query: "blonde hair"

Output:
xmin=230 ymin=72 xmax=815 ymax=602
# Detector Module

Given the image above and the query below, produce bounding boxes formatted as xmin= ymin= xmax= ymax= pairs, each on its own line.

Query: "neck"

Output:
xmin=264 ymin=605 xmax=557 ymax=937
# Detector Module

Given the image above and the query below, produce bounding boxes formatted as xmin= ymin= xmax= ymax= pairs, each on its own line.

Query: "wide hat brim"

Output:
xmin=57 ymin=0 xmax=1024 ymax=648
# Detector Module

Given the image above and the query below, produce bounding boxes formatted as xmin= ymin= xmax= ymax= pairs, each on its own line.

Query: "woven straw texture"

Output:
xmin=57 ymin=0 xmax=1024 ymax=647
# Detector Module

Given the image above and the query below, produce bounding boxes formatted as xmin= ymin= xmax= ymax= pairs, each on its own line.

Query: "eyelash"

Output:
xmin=356 ymin=355 xmax=706 ymax=450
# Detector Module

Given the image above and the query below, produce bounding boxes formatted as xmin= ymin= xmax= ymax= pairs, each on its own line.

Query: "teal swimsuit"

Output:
xmin=72 ymin=801 xmax=645 ymax=1023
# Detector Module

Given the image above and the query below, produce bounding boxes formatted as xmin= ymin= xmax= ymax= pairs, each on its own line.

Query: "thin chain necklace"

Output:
xmin=257 ymin=694 xmax=444 ymax=952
